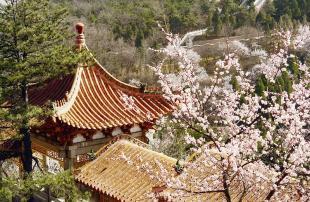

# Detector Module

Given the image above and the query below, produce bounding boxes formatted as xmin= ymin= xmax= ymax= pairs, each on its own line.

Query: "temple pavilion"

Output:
xmin=26 ymin=23 xmax=172 ymax=172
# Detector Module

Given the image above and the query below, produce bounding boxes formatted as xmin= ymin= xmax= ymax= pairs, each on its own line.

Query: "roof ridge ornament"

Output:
xmin=75 ymin=22 xmax=85 ymax=50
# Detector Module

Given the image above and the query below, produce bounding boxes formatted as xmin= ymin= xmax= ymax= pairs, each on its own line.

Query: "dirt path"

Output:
xmin=193 ymin=35 xmax=264 ymax=47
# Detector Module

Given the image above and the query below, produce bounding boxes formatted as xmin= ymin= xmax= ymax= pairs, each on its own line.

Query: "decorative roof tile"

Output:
xmin=52 ymin=63 xmax=172 ymax=129
xmin=76 ymin=139 xmax=177 ymax=202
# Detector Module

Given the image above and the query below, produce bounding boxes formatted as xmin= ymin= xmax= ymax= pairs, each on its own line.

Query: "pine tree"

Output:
xmin=291 ymin=0 xmax=302 ymax=20
xmin=135 ymin=30 xmax=144 ymax=48
xmin=255 ymin=77 xmax=266 ymax=97
xmin=230 ymin=75 xmax=240 ymax=92
xmin=0 ymin=0 xmax=79 ymax=174
xmin=282 ymin=71 xmax=293 ymax=95
xmin=212 ymin=11 xmax=222 ymax=35
xmin=288 ymin=56 xmax=300 ymax=79
xmin=0 ymin=0 xmax=89 ymax=200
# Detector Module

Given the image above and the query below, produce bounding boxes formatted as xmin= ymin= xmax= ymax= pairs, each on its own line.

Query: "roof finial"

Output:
xmin=75 ymin=22 xmax=85 ymax=50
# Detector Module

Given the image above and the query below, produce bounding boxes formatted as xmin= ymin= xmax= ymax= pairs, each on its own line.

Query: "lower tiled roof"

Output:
xmin=76 ymin=139 xmax=306 ymax=202
xmin=75 ymin=139 xmax=177 ymax=202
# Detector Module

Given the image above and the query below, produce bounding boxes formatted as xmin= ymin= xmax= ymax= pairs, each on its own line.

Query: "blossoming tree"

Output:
xmin=141 ymin=26 xmax=310 ymax=201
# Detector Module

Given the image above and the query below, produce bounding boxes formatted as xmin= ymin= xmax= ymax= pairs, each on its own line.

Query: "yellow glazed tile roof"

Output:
xmin=75 ymin=139 xmax=177 ymax=201
xmin=76 ymin=141 xmax=306 ymax=202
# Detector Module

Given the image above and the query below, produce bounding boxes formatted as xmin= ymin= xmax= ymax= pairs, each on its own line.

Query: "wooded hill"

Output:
xmin=57 ymin=0 xmax=310 ymax=84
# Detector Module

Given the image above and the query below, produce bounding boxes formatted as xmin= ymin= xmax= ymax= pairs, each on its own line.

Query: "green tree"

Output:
xmin=103 ymin=0 xmax=156 ymax=43
xmin=273 ymin=0 xmax=291 ymax=21
xmin=291 ymin=0 xmax=302 ymax=20
xmin=256 ymin=1 xmax=276 ymax=31
xmin=135 ymin=30 xmax=144 ymax=48
xmin=261 ymin=0 xmax=308 ymax=26
xmin=288 ymin=56 xmax=300 ymax=79
xmin=0 ymin=171 xmax=89 ymax=201
xmin=279 ymin=14 xmax=293 ymax=29
xmin=0 ymin=0 xmax=86 ymax=200
xmin=255 ymin=76 xmax=266 ymax=96
xmin=212 ymin=10 xmax=223 ymax=35
xmin=230 ymin=75 xmax=240 ymax=92
xmin=281 ymin=71 xmax=293 ymax=95
xmin=164 ymin=0 xmax=199 ymax=34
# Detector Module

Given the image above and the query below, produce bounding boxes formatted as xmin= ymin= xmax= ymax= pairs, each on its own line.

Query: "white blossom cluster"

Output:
xmin=120 ymin=93 xmax=140 ymax=113
xmin=121 ymin=26 xmax=310 ymax=201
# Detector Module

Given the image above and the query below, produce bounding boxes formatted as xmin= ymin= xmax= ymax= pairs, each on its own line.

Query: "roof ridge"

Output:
xmin=94 ymin=136 xmax=176 ymax=163
xmin=95 ymin=135 xmax=149 ymax=156
xmin=120 ymin=139 xmax=177 ymax=163
xmin=92 ymin=56 xmax=141 ymax=92
xmin=53 ymin=66 xmax=83 ymax=116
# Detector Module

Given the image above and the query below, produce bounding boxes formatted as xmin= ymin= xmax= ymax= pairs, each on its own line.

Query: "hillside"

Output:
xmin=59 ymin=0 xmax=310 ymax=84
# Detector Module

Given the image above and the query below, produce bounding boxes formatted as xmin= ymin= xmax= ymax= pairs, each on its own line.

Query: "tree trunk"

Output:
xmin=265 ymin=172 xmax=288 ymax=201
xmin=12 ymin=196 xmax=21 ymax=202
xmin=265 ymin=189 xmax=276 ymax=201
xmin=21 ymin=126 xmax=32 ymax=173
xmin=21 ymin=81 xmax=32 ymax=173
xmin=21 ymin=82 xmax=34 ymax=202
xmin=47 ymin=186 xmax=51 ymax=202
xmin=223 ymin=171 xmax=231 ymax=202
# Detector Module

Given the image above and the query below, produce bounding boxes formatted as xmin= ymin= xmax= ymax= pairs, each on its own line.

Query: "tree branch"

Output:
xmin=32 ymin=156 xmax=44 ymax=173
